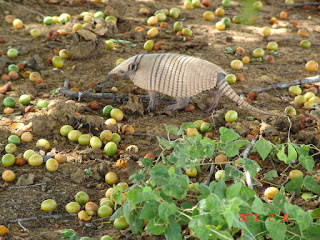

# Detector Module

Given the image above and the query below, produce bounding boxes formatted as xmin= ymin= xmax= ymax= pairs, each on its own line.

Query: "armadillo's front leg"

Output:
xmin=204 ymin=89 xmax=222 ymax=112
xmin=147 ymin=90 xmax=159 ymax=112
xmin=163 ymin=97 xmax=190 ymax=111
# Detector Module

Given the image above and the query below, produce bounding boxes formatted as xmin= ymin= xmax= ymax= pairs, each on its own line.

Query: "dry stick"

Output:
xmin=1 ymin=0 xmax=45 ymax=18
xmin=203 ymin=154 xmax=217 ymax=186
xmin=132 ymin=133 xmax=166 ymax=140
xmin=9 ymin=183 xmax=44 ymax=189
xmin=243 ymin=75 xmax=320 ymax=94
xmin=279 ymin=3 xmax=320 ymax=7
xmin=6 ymin=213 xmax=77 ymax=224
xmin=57 ymin=88 xmax=176 ymax=104
xmin=18 ymin=222 xmax=29 ymax=232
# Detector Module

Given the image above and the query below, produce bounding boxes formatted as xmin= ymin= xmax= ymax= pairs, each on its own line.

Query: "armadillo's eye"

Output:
xmin=119 ymin=70 xmax=125 ymax=74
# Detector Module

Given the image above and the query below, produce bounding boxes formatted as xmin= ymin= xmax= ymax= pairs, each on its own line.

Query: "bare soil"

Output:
xmin=0 ymin=0 xmax=320 ymax=239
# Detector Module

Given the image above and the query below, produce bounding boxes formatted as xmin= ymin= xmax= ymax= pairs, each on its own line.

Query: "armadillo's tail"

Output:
xmin=216 ymin=74 xmax=278 ymax=116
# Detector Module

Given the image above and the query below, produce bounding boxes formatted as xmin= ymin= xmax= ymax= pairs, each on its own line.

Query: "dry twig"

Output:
xmin=279 ymin=3 xmax=320 ymax=7
xmin=6 ymin=214 xmax=77 ymax=223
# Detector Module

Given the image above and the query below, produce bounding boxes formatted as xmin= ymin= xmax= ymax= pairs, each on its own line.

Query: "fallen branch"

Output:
xmin=280 ymin=3 xmax=320 ymax=7
xmin=6 ymin=213 xmax=77 ymax=223
xmin=132 ymin=133 xmax=166 ymax=140
xmin=243 ymin=75 xmax=320 ymax=94
xmin=203 ymin=154 xmax=217 ymax=186
xmin=0 ymin=0 xmax=46 ymax=18
xmin=57 ymin=88 xmax=176 ymax=104
xmin=9 ymin=183 xmax=44 ymax=189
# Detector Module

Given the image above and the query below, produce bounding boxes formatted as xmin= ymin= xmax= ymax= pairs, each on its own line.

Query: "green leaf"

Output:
xmin=158 ymin=202 xmax=177 ymax=222
xmin=225 ymin=140 xmax=240 ymax=157
xmin=219 ymin=127 xmax=240 ymax=142
xmin=299 ymin=155 xmax=314 ymax=173
xmin=277 ymin=145 xmax=288 ymax=164
xmin=110 ymin=208 xmax=122 ymax=221
xmin=285 ymin=176 xmax=303 ymax=194
xmin=265 ymin=219 xmax=287 ymax=240
xmin=263 ymin=170 xmax=278 ymax=181
xmin=189 ymin=215 xmax=210 ymax=240
xmin=295 ymin=144 xmax=309 ymax=156
xmin=197 ymin=183 xmax=211 ymax=197
xmin=178 ymin=122 xmax=195 ymax=135
xmin=214 ymin=180 xmax=227 ymax=200
xmin=164 ymin=222 xmax=182 ymax=240
xmin=252 ymin=198 xmax=269 ymax=215
xmin=226 ymin=182 xmax=242 ymax=199
xmin=240 ymin=158 xmax=261 ymax=177
xmin=140 ymin=200 xmax=159 ymax=220
xmin=181 ymin=201 xmax=194 ymax=209
xmin=287 ymin=143 xmax=297 ymax=163
xmin=302 ymin=225 xmax=320 ymax=240
xmin=165 ymin=124 xmax=179 ymax=136
xmin=301 ymin=192 xmax=317 ymax=201
xmin=303 ymin=176 xmax=320 ymax=195
xmin=129 ymin=170 xmax=145 ymax=183
xmin=139 ymin=157 xmax=154 ymax=168
xmin=151 ymin=165 xmax=170 ymax=184
xmin=273 ymin=187 xmax=286 ymax=211
xmin=255 ymin=138 xmax=272 ymax=160
xmin=296 ymin=209 xmax=313 ymax=231
xmin=146 ymin=217 xmax=166 ymax=235
xmin=206 ymin=194 xmax=222 ymax=210
xmin=157 ymin=137 xmax=173 ymax=150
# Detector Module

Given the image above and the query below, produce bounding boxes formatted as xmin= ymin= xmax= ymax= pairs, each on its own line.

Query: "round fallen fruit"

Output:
xmin=19 ymin=94 xmax=31 ymax=105
xmin=225 ymin=110 xmax=238 ymax=122
xmin=184 ymin=1 xmax=193 ymax=10
xmin=203 ymin=11 xmax=214 ymax=21
xmin=105 ymin=118 xmax=117 ymax=125
xmin=90 ymin=136 xmax=102 ymax=149
xmin=144 ymin=40 xmax=154 ymax=51
xmin=253 ymin=1 xmax=262 ymax=10
xmin=100 ymin=130 xmax=113 ymax=142
xmin=59 ymin=49 xmax=70 ymax=59
xmin=147 ymin=16 xmax=158 ymax=26
xmin=46 ymin=158 xmax=59 ymax=172
xmin=43 ymin=16 xmax=54 ymax=25
xmin=94 ymin=11 xmax=105 ymax=18
xmin=304 ymin=92 xmax=315 ymax=101
xmin=215 ymin=8 xmax=225 ymax=17
xmin=230 ymin=60 xmax=243 ymax=70
xmin=261 ymin=27 xmax=271 ymax=36
xmin=216 ymin=21 xmax=225 ymax=31
xmin=65 ymin=202 xmax=81 ymax=213
xmin=232 ymin=15 xmax=243 ymax=23
xmin=156 ymin=12 xmax=167 ymax=22
xmin=305 ymin=60 xmax=318 ymax=72
xmin=36 ymin=100 xmax=49 ymax=109
xmin=186 ymin=127 xmax=198 ymax=137
xmin=0 ymin=225 xmax=10 ymax=236
xmin=200 ymin=122 xmax=212 ymax=133
xmin=105 ymin=172 xmax=118 ymax=185
xmin=36 ymin=139 xmax=50 ymax=150
xmin=221 ymin=17 xmax=231 ymax=28
xmin=5 ymin=143 xmax=17 ymax=154
xmin=294 ymin=95 xmax=306 ymax=104
xmin=267 ymin=42 xmax=278 ymax=51
xmin=114 ymin=216 xmax=128 ymax=230
xmin=2 ymin=170 xmax=16 ymax=182
xmin=8 ymin=64 xmax=19 ymax=73
xmin=41 ymin=199 xmax=57 ymax=211
xmin=23 ymin=149 xmax=36 ymax=161
xmin=78 ymin=134 xmax=91 ymax=145
xmin=222 ymin=0 xmax=231 ymax=8
xmin=252 ymin=48 xmax=265 ymax=58
xmin=117 ymin=182 xmax=129 ymax=191
xmin=111 ymin=133 xmax=121 ymax=143
xmin=104 ymin=142 xmax=118 ymax=157
xmin=289 ymin=170 xmax=303 ymax=180
xmin=285 ymin=106 xmax=297 ymax=116
xmin=29 ymin=72 xmax=41 ymax=82
xmin=13 ymin=19 xmax=24 ymax=29
xmin=52 ymin=56 xmax=63 ymax=68
xmin=215 ymin=154 xmax=228 ymax=166
xmin=2 ymin=153 xmax=16 ymax=167
xmin=102 ymin=105 xmax=113 ymax=116
xmin=100 ymin=199 xmax=114 ymax=207
xmin=289 ymin=86 xmax=302 ymax=95
xmin=300 ymin=40 xmax=311 ymax=49
xmin=3 ymin=97 xmax=16 ymax=108
xmin=28 ymin=154 xmax=44 ymax=166
xmin=169 ymin=8 xmax=180 ymax=19
xmin=182 ymin=28 xmax=192 ymax=37
xmin=68 ymin=130 xmax=82 ymax=142
xmin=85 ymin=201 xmax=99 ymax=216
xmin=98 ymin=205 xmax=113 ymax=217
xmin=60 ymin=125 xmax=74 ymax=136
xmin=55 ymin=154 xmax=67 ymax=164
xmin=78 ymin=210 xmax=92 ymax=221
xmin=105 ymin=40 xmax=114 ymax=50
xmin=110 ymin=108 xmax=123 ymax=121
xmin=9 ymin=71 xmax=19 ymax=80
xmin=193 ymin=120 xmax=204 ymax=130
xmin=30 ymin=28 xmax=41 ymax=38
xmin=186 ymin=168 xmax=197 ymax=177
xmin=8 ymin=135 xmax=20 ymax=145
xmin=173 ymin=21 xmax=183 ymax=32
xmin=225 ymin=74 xmax=236 ymax=84
xmin=147 ymin=27 xmax=159 ymax=38
xmin=121 ymin=124 xmax=135 ymax=135
xmin=264 ymin=187 xmax=279 ymax=199
xmin=100 ymin=236 xmax=113 ymax=240
xmin=75 ymin=191 xmax=90 ymax=204
xmin=215 ymin=170 xmax=226 ymax=181
xmin=7 ymin=48 xmax=18 ymax=58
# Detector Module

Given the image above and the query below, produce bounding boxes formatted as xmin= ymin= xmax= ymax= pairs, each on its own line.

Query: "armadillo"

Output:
xmin=108 ymin=53 xmax=276 ymax=116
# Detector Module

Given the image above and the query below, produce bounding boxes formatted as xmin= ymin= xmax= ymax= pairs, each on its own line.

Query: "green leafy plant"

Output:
xmin=108 ymin=39 xmax=137 ymax=47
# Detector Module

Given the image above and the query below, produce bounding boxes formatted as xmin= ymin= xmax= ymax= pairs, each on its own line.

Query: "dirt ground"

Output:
xmin=0 ymin=0 xmax=320 ymax=239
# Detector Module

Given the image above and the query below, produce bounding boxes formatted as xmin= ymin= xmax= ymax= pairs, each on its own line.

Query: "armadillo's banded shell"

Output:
xmin=131 ymin=53 xmax=226 ymax=98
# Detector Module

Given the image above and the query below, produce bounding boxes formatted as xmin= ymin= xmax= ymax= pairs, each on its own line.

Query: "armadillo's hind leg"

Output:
xmin=147 ymin=90 xmax=159 ymax=112
xmin=163 ymin=97 xmax=189 ymax=111
xmin=204 ymin=89 xmax=222 ymax=112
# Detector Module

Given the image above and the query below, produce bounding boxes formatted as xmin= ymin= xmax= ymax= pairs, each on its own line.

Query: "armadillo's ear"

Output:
xmin=128 ymin=63 xmax=138 ymax=71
